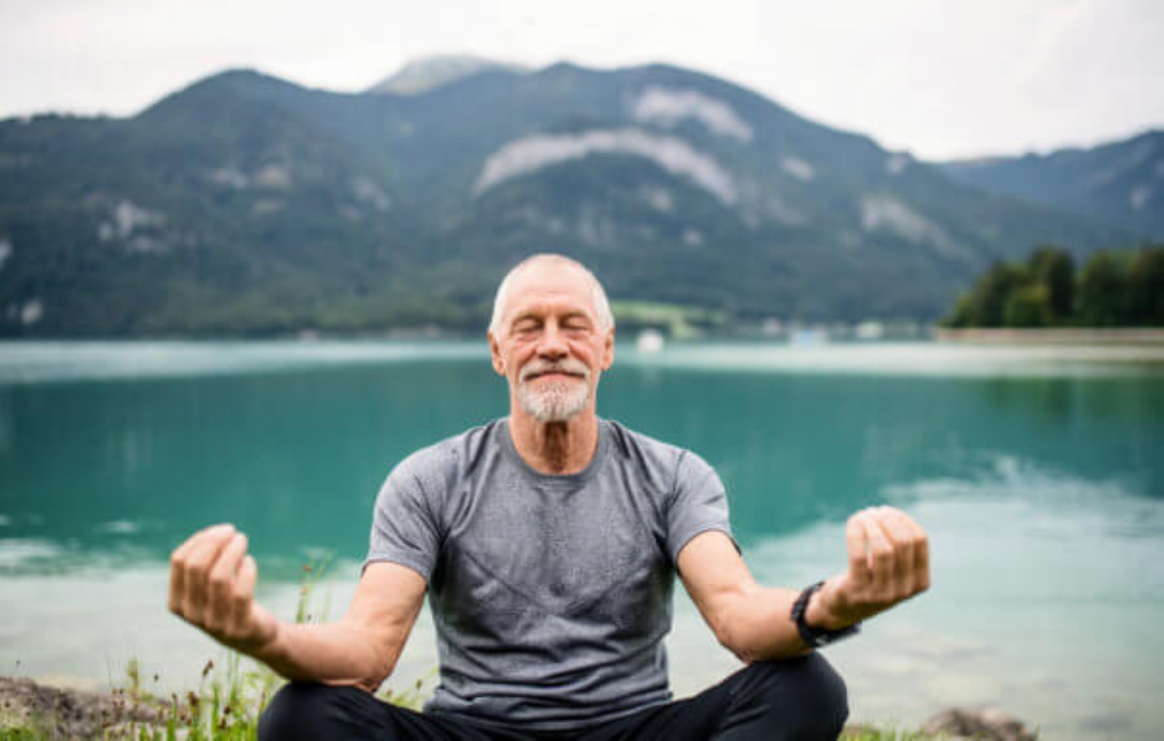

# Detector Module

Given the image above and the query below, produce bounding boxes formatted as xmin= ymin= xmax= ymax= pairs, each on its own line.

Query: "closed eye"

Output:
xmin=562 ymin=316 xmax=591 ymax=332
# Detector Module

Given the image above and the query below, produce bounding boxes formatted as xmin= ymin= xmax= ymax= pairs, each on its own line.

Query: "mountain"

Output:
xmin=0 ymin=61 xmax=1139 ymax=337
xmin=367 ymin=54 xmax=529 ymax=96
xmin=942 ymin=130 xmax=1164 ymax=240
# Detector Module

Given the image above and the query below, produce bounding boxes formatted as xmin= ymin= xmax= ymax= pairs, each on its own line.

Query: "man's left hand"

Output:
xmin=809 ymin=506 xmax=930 ymax=630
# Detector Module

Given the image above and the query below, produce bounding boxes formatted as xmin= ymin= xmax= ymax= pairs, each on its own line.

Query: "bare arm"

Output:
xmin=169 ymin=524 xmax=426 ymax=693
xmin=679 ymin=506 xmax=929 ymax=662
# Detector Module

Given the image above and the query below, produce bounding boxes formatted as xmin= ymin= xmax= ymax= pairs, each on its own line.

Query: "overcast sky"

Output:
xmin=1 ymin=0 xmax=1160 ymax=160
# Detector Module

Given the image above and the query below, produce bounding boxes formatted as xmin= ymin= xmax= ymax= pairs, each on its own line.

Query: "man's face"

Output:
xmin=489 ymin=261 xmax=614 ymax=423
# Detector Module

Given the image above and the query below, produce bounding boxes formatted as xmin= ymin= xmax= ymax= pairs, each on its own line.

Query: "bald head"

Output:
xmin=488 ymin=254 xmax=615 ymax=336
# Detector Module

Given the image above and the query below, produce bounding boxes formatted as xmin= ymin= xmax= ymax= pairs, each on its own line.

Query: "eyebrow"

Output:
xmin=509 ymin=310 xmax=593 ymax=327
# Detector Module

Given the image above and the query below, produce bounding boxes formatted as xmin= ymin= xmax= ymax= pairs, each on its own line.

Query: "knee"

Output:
xmin=746 ymin=654 xmax=849 ymax=739
xmin=258 ymin=682 xmax=364 ymax=741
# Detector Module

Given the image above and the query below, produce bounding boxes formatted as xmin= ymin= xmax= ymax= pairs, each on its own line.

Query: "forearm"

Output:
xmin=714 ymin=574 xmax=862 ymax=661
xmin=252 ymin=619 xmax=404 ymax=693
xmin=710 ymin=584 xmax=809 ymax=662
xmin=684 ymin=508 xmax=930 ymax=663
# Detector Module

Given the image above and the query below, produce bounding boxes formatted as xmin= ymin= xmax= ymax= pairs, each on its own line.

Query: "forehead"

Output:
xmin=501 ymin=261 xmax=598 ymax=319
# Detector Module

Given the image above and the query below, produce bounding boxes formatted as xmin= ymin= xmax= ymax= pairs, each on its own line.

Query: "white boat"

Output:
xmin=636 ymin=329 xmax=665 ymax=353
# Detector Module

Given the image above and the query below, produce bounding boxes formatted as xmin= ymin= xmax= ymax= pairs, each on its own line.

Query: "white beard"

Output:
xmin=517 ymin=361 xmax=592 ymax=423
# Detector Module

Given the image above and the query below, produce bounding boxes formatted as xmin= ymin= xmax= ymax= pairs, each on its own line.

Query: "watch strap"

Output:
xmin=790 ymin=581 xmax=861 ymax=648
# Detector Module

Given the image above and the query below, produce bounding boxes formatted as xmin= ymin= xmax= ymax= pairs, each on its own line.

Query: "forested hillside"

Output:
xmin=0 ymin=61 xmax=1141 ymax=336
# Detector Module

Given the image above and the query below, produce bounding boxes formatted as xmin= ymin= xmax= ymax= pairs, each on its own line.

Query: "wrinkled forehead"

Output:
xmin=500 ymin=260 xmax=601 ymax=320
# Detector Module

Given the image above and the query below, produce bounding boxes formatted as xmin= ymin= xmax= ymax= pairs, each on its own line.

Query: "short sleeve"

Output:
xmin=665 ymin=450 xmax=735 ymax=563
xmin=363 ymin=451 xmax=445 ymax=581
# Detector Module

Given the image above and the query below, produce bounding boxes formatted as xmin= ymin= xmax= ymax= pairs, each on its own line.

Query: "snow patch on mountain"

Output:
xmin=369 ymin=55 xmax=527 ymax=96
xmin=208 ymin=167 xmax=248 ymax=189
xmin=474 ymin=129 xmax=737 ymax=204
xmin=353 ymin=176 xmax=391 ymax=211
xmin=886 ymin=153 xmax=911 ymax=175
xmin=253 ymin=165 xmax=291 ymax=190
xmin=860 ymin=194 xmax=970 ymax=261
xmin=1130 ymin=185 xmax=1152 ymax=210
xmin=781 ymin=157 xmax=815 ymax=181
xmin=640 ymin=187 xmax=675 ymax=212
xmin=630 ymin=87 xmax=753 ymax=142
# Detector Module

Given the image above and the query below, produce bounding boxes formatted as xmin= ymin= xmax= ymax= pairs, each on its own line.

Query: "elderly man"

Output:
xmin=169 ymin=254 xmax=929 ymax=740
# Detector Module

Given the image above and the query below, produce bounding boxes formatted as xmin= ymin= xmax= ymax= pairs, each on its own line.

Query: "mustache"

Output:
xmin=519 ymin=359 xmax=591 ymax=383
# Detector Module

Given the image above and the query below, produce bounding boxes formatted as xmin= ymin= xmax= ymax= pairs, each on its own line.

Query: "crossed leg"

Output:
xmin=259 ymin=654 xmax=848 ymax=741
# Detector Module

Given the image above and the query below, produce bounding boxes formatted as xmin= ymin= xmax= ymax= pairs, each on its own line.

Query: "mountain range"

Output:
xmin=0 ymin=57 xmax=1157 ymax=337
xmin=941 ymin=129 xmax=1164 ymax=240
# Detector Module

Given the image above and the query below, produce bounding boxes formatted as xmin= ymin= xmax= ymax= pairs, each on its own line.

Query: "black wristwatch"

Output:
xmin=790 ymin=581 xmax=860 ymax=648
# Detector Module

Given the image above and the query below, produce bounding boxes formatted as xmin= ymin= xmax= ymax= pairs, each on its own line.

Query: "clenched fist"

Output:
xmin=169 ymin=524 xmax=279 ymax=653
xmin=811 ymin=506 xmax=930 ymax=629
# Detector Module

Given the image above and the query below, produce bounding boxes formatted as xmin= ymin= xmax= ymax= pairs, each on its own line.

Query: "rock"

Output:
xmin=922 ymin=707 xmax=1037 ymax=741
xmin=0 ymin=676 xmax=171 ymax=738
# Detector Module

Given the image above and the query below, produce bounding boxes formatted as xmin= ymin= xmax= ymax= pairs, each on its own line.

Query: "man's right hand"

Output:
xmin=169 ymin=524 xmax=279 ymax=655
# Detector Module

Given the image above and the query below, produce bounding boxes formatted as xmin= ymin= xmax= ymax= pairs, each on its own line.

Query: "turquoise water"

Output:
xmin=1 ymin=341 xmax=1162 ymax=738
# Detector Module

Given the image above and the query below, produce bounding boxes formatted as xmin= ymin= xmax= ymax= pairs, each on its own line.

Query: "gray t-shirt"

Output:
xmin=365 ymin=418 xmax=732 ymax=731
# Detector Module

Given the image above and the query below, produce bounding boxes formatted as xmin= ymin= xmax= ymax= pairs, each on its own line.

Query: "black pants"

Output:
xmin=258 ymin=654 xmax=848 ymax=741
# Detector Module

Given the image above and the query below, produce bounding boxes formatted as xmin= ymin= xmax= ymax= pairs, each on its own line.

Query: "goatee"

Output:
xmin=518 ymin=359 xmax=592 ymax=422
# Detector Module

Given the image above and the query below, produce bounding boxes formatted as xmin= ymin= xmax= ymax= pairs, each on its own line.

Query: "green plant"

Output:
xmin=2 ymin=555 xmax=434 ymax=738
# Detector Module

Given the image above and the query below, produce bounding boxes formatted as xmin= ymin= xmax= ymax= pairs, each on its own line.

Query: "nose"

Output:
xmin=536 ymin=322 xmax=569 ymax=361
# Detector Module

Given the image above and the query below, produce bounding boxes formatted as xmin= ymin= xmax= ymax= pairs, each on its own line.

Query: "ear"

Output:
xmin=601 ymin=327 xmax=615 ymax=371
xmin=488 ymin=331 xmax=506 ymax=376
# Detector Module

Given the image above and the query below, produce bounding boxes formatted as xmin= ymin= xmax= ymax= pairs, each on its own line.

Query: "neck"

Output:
xmin=509 ymin=411 xmax=599 ymax=475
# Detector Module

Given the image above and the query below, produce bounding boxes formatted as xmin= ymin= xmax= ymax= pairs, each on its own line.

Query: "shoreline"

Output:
xmin=0 ymin=674 xmax=1037 ymax=740
xmin=935 ymin=327 xmax=1164 ymax=345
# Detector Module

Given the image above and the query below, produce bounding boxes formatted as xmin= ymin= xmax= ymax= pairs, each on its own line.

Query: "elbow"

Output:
xmin=345 ymin=657 xmax=395 ymax=694
xmin=710 ymin=616 xmax=759 ymax=664
xmin=717 ymin=633 xmax=760 ymax=664
xmin=321 ymin=631 xmax=399 ymax=694
xmin=356 ymin=650 xmax=399 ymax=694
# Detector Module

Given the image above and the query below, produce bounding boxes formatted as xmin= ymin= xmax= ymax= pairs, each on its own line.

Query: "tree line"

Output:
xmin=943 ymin=244 xmax=1164 ymax=328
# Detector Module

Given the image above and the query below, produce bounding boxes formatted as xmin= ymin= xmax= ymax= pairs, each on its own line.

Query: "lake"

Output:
xmin=1 ymin=340 xmax=1162 ymax=739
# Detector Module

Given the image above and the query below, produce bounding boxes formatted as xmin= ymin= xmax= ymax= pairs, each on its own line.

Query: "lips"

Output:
xmin=529 ymin=369 xmax=582 ymax=378
xmin=525 ymin=370 xmax=584 ymax=382
xmin=520 ymin=362 xmax=589 ymax=383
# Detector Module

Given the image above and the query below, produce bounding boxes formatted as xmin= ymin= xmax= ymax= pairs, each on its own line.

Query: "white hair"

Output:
xmin=488 ymin=254 xmax=615 ymax=335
